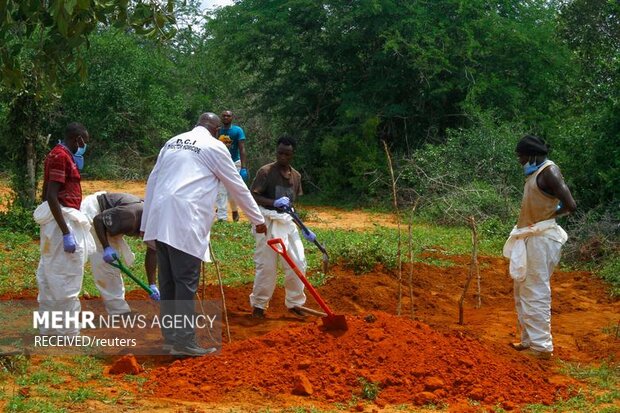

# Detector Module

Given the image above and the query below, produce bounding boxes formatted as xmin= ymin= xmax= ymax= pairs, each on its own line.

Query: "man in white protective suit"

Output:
xmin=34 ymin=122 xmax=95 ymax=336
xmin=81 ymin=192 xmax=159 ymax=315
xmin=249 ymin=135 xmax=317 ymax=319
xmin=141 ymin=112 xmax=267 ymax=357
xmin=503 ymin=135 xmax=576 ymax=359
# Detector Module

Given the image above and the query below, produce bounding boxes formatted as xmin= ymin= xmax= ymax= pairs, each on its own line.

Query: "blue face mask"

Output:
xmin=523 ymin=159 xmax=544 ymax=176
xmin=73 ymin=143 xmax=87 ymax=170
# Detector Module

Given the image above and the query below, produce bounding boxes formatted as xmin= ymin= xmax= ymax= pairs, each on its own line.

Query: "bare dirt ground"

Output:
xmin=1 ymin=180 xmax=619 ymax=412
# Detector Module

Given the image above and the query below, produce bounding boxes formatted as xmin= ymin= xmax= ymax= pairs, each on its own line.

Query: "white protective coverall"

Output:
xmin=250 ymin=206 xmax=306 ymax=310
xmin=216 ymin=159 xmax=242 ymax=221
xmin=503 ymin=219 xmax=567 ymax=352
xmin=81 ymin=192 xmax=133 ymax=315
xmin=34 ymin=202 xmax=95 ymax=335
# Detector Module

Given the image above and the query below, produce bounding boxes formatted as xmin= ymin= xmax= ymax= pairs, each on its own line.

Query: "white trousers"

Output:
xmin=513 ymin=235 xmax=562 ymax=352
xmin=81 ymin=193 xmax=132 ymax=315
xmin=250 ymin=213 xmax=306 ymax=310
xmin=216 ymin=159 xmax=241 ymax=220
xmin=37 ymin=220 xmax=87 ymax=336
xmin=89 ymin=239 xmax=131 ymax=315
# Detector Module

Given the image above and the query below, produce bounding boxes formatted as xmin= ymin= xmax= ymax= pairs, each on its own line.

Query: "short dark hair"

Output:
xmin=516 ymin=134 xmax=549 ymax=156
xmin=277 ymin=135 xmax=296 ymax=150
xmin=65 ymin=122 xmax=87 ymax=139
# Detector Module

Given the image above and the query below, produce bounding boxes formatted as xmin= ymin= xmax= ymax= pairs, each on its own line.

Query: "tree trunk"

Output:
xmin=25 ymin=136 xmax=37 ymax=205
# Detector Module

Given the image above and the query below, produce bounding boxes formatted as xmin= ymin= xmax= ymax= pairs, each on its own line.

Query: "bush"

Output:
xmin=0 ymin=203 xmax=38 ymax=238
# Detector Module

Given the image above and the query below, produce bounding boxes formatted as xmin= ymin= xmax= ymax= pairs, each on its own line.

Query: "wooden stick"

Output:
xmin=408 ymin=200 xmax=419 ymax=319
xmin=382 ymin=140 xmax=403 ymax=316
xmin=458 ymin=216 xmax=479 ymax=324
xmin=209 ymin=244 xmax=232 ymax=344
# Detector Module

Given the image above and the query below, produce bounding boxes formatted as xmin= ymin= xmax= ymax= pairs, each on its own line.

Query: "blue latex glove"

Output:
xmin=239 ymin=167 xmax=249 ymax=181
xmin=63 ymin=233 xmax=77 ymax=253
xmin=103 ymin=246 xmax=119 ymax=264
xmin=273 ymin=196 xmax=290 ymax=209
xmin=302 ymin=228 xmax=317 ymax=243
xmin=149 ymin=284 xmax=160 ymax=301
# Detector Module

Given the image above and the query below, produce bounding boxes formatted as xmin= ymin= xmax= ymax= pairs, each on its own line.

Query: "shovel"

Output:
xmin=281 ymin=205 xmax=329 ymax=273
xmin=109 ymin=258 xmax=155 ymax=296
xmin=267 ymin=238 xmax=347 ymax=331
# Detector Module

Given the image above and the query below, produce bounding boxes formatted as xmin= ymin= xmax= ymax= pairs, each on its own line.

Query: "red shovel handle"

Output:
xmin=267 ymin=238 xmax=335 ymax=317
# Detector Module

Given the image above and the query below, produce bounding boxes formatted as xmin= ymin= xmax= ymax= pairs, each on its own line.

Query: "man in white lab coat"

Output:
xmin=141 ymin=112 xmax=267 ymax=356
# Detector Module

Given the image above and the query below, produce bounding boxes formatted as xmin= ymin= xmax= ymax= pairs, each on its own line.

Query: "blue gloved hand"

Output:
xmin=149 ymin=284 xmax=160 ymax=301
xmin=239 ymin=167 xmax=249 ymax=181
xmin=103 ymin=246 xmax=119 ymax=264
xmin=302 ymin=228 xmax=317 ymax=243
xmin=273 ymin=196 xmax=290 ymax=209
xmin=63 ymin=233 xmax=77 ymax=253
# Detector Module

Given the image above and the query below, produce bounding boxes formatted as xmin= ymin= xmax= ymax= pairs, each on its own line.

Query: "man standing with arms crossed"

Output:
xmin=504 ymin=135 xmax=576 ymax=359
xmin=34 ymin=122 xmax=95 ymax=336
xmin=216 ymin=110 xmax=248 ymax=222
xmin=141 ymin=112 xmax=266 ymax=356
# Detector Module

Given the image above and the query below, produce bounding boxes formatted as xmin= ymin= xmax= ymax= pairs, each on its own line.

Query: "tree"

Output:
xmin=0 ymin=0 xmax=176 ymax=206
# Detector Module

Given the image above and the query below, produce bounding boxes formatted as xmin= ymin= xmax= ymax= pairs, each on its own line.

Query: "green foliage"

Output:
xmin=401 ymin=110 xmax=523 ymax=224
xmin=0 ymin=203 xmax=38 ymax=238
xmin=599 ymin=254 xmax=620 ymax=297
xmin=357 ymin=377 xmax=380 ymax=401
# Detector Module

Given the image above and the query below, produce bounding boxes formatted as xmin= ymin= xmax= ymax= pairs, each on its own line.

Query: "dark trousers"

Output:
xmin=156 ymin=241 xmax=201 ymax=344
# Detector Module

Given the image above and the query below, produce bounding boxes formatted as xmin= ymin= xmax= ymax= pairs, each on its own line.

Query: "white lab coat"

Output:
xmin=249 ymin=207 xmax=306 ymax=310
xmin=33 ymin=202 xmax=95 ymax=335
xmin=503 ymin=219 xmax=567 ymax=353
xmin=141 ymin=126 xmax=264 ymax=260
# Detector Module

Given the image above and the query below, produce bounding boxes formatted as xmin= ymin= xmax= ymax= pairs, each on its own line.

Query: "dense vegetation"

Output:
xmin=0 ymin=0 xmax=618 ymax=273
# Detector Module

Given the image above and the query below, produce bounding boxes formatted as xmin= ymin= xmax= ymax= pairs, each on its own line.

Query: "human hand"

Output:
xmin=103 ymin=246 xmax=119 ymax=264
xmin=302 ymin=228 xmax=317 ymax=243
xmin=273 ymin=196 xmax=290 ymax=209
xmin=149 ymin=284 xmax=160 ymax=301
xmin=239 ymin=167 xmax=249 ymax=181
xmin=63 ymin=233 xmax=77 ymax=253
xmin=255 ymin=223 xmax=267 ymax=234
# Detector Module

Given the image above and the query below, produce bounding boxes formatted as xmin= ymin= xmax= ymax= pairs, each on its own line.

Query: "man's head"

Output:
xmin=197 ymin=112 xmax=222 ymax=137
xmin=516 ymin=134 xmax=548 ymax=165
xmin=276 ymin=135 xmax=296 ymax=168
xmin=221 ymin=110 xmax=233 ymax=127
xmin=64 ymin=122 xmax=89 ymax=153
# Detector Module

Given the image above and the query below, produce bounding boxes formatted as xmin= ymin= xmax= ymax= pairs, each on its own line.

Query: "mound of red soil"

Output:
xmin=147 ymin=312 xmax=572 ymax=409
xmin=109 ymin=354 xmax=143 ymax=375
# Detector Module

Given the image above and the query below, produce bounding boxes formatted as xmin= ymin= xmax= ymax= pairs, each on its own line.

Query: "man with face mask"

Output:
xmin=503 ymin=135 xmax=576 ymax=359
xmin=33 ymin=122 xmax=96 ymax=336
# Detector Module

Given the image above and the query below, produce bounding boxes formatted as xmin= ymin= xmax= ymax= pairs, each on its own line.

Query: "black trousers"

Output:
xmin=156 ymin=241 xmax=201 ymax=344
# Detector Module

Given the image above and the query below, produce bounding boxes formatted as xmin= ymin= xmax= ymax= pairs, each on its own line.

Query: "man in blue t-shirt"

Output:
xmin=216 ymin=110 xmax=248 ymax=222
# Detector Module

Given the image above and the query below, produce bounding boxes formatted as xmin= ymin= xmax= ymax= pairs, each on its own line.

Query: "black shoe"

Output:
xmin=251 ymin=307 xmax=265 ymax=319
xmin=170 ymin=340 xmax=216 ymax=357
xmin=232 ymin=211 xmax=240 ymax=222
xmin=288 ymin=307 xmax=306 ymax=317
xmin=162 ymin=339 xmax=176 ymax=352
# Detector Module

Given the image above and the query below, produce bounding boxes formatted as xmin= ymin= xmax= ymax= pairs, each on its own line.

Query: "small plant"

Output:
xmin=65 ymin=386 xmax=98 ymax=403
xmin=358 ymin=377 xmax=380 ymax=401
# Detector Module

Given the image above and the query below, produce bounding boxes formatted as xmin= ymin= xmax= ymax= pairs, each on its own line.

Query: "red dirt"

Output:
xmin=108 ymin=354 xmax=143 ymax=375
xmin=146 ymin=312 xmax=572 ymax=409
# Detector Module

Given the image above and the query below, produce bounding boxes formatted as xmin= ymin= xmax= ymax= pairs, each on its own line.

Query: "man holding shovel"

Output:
xmin=249 ymin=135 xmax=316 ymax=319
xmin=81 ymin=192 xmax=159 ymax=315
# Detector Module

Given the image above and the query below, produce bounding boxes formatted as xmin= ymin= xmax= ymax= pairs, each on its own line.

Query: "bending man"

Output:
xmin=81 ymin=192 xmax=159 ymax=315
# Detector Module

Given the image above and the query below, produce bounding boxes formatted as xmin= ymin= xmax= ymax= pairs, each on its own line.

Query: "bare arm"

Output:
xmin=537 ymin=165 xmax=577 ymax=217
xmin=252 ymin=191 xmax=276 ymax=209
xmin=238 ymin=140 xmax=247 ymax=169
xmin=93 ymin=214 xmax=110 ymax=248
xmin=46 ymin=181 xmax=70 ymax=234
